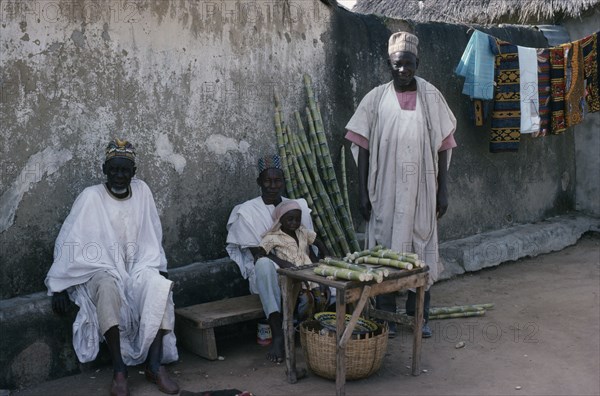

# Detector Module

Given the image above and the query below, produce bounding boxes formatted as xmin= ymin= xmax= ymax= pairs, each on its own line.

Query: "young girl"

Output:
xmin=259 ymin=200 xmax=327 ymax=268
xmin=259 ymin=200 xmax=330 ymax=321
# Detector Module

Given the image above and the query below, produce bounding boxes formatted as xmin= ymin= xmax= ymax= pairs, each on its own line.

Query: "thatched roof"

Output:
xmin=353 ymin=0 xmax=600 ymax=24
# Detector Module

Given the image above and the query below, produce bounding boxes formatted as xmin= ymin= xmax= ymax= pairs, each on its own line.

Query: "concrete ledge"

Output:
xmin=2 ymin=213 xmax=598 ymax=390
xmin=439 ymin=213 xmax=600 ymax=280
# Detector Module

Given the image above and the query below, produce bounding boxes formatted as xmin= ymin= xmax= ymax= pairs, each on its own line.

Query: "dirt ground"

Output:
xmin=14 ymin=233 xmax=600 ymax=396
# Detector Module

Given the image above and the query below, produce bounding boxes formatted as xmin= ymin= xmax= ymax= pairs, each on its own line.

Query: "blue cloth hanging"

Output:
xmin=455 ymin=30 xmax=496 ymax=100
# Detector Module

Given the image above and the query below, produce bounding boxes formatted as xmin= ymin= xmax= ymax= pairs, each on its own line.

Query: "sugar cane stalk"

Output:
xmin=314 ymin=265 xmax=372 ymax=282
xmin=280 ymin=126 xmax=301 ymax=198
xmin=356 ymin=256 xmax=414 ymax=270
xmin=321 ymin=257 xmax=384 ymax=283
xmin=291 ymin=118 xmax=350 ymax=256
xmin=429 ymin=311 xmax=486 ymax=320
xmin=289 ymin=149 xmax=336 ymax=255
xmin=346 ymin=246 xmax=384 ymax=262
xmin=304 ymin=75 xmax=360 ymax=252
xmin=373 ymin=250 xmax=423 ymax=267
xmin=429 ymin=304 xmax=495 ymax=315
xmin=274 ymin=109 xmax=295 ymax=198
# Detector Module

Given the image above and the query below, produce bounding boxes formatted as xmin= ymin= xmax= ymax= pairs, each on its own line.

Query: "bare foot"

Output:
xmin=266 ymin=335 xmax=284 ymax=363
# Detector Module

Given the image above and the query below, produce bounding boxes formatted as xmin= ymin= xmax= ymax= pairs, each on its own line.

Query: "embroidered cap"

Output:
xmin=388 ymin=31 xmax=419 ymax=56
xmin=257 ymin=154 xmax=282 ymax=174
xmin=105 ymin=138 xmax=136 ymax=163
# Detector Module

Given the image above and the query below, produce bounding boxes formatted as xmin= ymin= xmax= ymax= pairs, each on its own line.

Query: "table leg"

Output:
xmin=412 ymin=284 xmax=425 ymax=376
xmin=280 ymin=275 xmax=298 ymax=383
xmin=335 ymin=288 xmax=346 ymax=396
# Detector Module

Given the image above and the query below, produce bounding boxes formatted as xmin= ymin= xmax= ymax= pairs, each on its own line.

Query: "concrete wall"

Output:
xmin=0 ymin=0 xmax=334 ymax=299
xmin=563 ymin=9 xmax=600 ymax=216
xmin=0 ymin=1 xmax=589 ymax=389
xmin=0 ymin=1 xmax=580 ymax=299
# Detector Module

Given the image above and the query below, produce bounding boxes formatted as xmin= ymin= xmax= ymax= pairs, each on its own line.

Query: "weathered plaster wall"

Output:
xmin=563 ymin=10 xmax=600 ymax=216
xmin=0 ymin=2 xmax=581 ymax=302
xmin=0 ymin=2 xmax=588 ymax=389
xmin=0 ymin=0 xmax=334 ymax=298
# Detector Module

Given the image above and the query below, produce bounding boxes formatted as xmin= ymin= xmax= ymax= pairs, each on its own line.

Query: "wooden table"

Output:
xmin=277 ymin=264 xmax=429 ymax=396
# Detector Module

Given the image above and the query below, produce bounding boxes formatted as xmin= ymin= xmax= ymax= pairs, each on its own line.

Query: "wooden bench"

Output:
xmin=175 ymin=294 xmax=265 ymax=360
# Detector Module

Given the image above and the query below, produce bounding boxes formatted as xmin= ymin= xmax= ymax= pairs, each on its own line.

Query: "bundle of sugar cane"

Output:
xmin=314 ymin=265 xmax=373 ymax=282
xmin=429 ymin=304 xmax=495 ymax=316
xmin=321 ymin=257 xmax=384 ymax=283
xmin=293 ymin=113 xmax=350 ymax=256
xmin=272 ymin=75 xmax=361 ymax=256
xmin=355 ymin=256 xmax=414 ymax=270
xmin=429 ymin=310 xmax=486 ymax=320
xmin=345 ymin=245 xmax=384 ymax=262
xmin=372 ymin=249 xmax=424 ymax=267
xmin=304 ymin=75 xmax=360 ymax=253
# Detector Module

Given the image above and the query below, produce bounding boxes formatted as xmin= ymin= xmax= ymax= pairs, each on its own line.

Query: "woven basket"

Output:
xmin=300 ymin=319 xmax=388 ymax=380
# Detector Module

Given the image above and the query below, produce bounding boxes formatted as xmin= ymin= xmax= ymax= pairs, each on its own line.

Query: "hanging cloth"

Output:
xmin=455 ymin=30 xmax=496 ymax=100
xmin=536 ymin=49 xmax=552 ymax=137
xmin=549 ymin=46 xmax=567 ymax=134
xmin=517 ymin=46 xmax=540 ymax=134
xmin=563 ymin=41 xmax=586 ymax=127
xmin=490 ymin=38 xmax=521 ymax=153
xmin=581 ymin=32 xmax=600 ymax=113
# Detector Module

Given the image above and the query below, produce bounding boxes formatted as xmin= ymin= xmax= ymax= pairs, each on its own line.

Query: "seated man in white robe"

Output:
xmin=45 ymin=139 xmax=179 ymax=396
xmin=226 ymin=155 xmax=314 ymax=363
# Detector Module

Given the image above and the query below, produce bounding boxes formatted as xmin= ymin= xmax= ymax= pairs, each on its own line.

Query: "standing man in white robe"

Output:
xmin=226 ymin=155 xmax=314 ymax=363
xmin=45 ymin=139 xmax=179 ymax=396
xmin=345 ymin=32 xmax=457 ymax=338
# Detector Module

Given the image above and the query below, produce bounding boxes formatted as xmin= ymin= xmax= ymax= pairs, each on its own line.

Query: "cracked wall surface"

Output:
xmin=0 ymin=0 xmax=334 ymax=298
xmin=0 ymin=1 xmax=581 ymax=301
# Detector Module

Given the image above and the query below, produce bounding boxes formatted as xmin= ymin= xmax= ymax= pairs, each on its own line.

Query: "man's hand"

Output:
xmin=436 ymin=186 xmax=448 ymax=219
xmin=52 ymin=291 xmax=71 ymax=315
xmin=359 ymin=189 xmax=372 ymax=221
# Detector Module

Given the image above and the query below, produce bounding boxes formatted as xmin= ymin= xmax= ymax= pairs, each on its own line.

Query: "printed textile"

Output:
xmin=490 ymin=38 xmax=521 ymax=152
xmin=550 ymin=46 xmax=567 ymax=134
xmin=563 ymin=41 xmax=586 ymax=127
xmin=581 ymin=32 xmax=600 ymax=113
xmin=536 ymin=49 xmax=552 ymax=137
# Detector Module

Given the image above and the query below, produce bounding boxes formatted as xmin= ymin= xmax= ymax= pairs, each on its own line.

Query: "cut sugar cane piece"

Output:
xmin=314 ymin=265 xmax=372 ymax=282
xmin=356 ymin=256 xmax=413 ymax=270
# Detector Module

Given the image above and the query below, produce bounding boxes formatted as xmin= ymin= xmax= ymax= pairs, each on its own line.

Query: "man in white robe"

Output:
xmin=226 ymin=155 xmax=313 ymax=363
xmin=45 ymin=139 xmax=179 ymax=396
xmin=345 ymin=32 xmax=457 ymax=338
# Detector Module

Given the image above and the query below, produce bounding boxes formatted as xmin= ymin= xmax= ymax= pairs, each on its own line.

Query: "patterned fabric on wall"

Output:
xmin=549 ymin=47 xmax=567 ymax=134
xmin=490 ymin=38 xmax=521 ymax=153
xmin=536 ymin=48 xmax=551 ymax=137
xmin=581 ymin=32 xmax=600 ymax=113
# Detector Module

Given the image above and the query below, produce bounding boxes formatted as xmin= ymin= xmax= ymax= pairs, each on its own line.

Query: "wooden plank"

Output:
xmin=412 ymin=285 xmax=425 ymax=376
xmin=175 ymin=295 xmax=264 ymax=329
xmin=339 ymin=286 xmax=371 ymax=349
xmin=344 ymin=272 xmax=428 ymax=304
xmin=280 ymin=275 xmax=302 ymax=384
xmin=175 ymin=317 xmax=218 ymax=360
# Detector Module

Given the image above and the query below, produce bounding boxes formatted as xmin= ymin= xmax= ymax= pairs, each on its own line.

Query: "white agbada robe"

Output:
xmin=45 ymin=179 xmax=178 ymax=365
xmin=346 ymin=77 xmax=457 ymax=286
xmin=226 ymin=196 xmax=313 ymax=294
